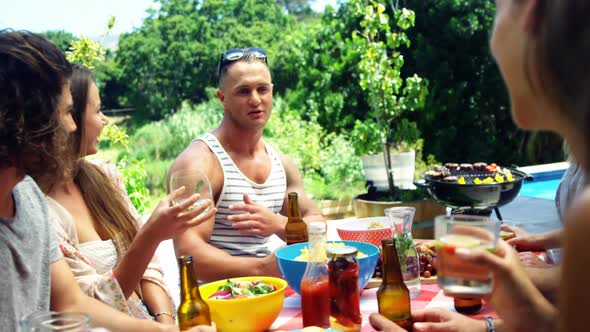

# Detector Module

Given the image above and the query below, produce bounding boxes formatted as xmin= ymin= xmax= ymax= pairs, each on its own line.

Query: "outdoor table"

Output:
xmin=269 ymin=283 xmax=496 ymax=331
xmin=269 ymin=218 xmax=499 ymax=331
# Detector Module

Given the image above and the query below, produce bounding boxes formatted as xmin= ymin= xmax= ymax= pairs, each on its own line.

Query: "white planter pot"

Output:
xmin=361 ymin=149 xmax=416 ymax=190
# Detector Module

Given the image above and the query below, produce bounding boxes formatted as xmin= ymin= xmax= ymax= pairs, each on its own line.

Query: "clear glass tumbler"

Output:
xmin=435 ymin=214 xmax=500 ymax=297
xmin=22 ymin=311 xmax=91 ymax=332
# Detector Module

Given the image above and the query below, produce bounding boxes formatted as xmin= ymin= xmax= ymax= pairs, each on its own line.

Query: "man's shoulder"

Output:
xmin=170 ymin=139 xmax=215 ymax=172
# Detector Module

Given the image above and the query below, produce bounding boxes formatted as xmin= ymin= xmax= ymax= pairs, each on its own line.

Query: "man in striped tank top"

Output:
xmin=168 ymin=48 xmax=325 ymax=282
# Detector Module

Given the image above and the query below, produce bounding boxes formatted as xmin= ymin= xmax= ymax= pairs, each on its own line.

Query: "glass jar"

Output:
xmin=385 ymin=206 xmax=421 ymax=298
xmin=327 ymin=246 xmax=362 ymax=332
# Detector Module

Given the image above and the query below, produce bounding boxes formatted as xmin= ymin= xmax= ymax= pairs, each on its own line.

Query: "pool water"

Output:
xmin=520 ymin=178 xmax=561 ymax=200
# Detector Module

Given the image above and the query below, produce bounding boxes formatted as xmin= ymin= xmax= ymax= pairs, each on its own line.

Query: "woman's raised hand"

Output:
xmin=144 ymin=186 xmax=216 ymax=241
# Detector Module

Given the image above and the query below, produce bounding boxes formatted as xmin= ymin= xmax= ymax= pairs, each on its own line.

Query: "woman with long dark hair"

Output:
xmin=36 ymin=64 xmax=216 ymax=323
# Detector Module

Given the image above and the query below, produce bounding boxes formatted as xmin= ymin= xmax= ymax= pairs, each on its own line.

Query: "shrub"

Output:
xmin=265 ymin=97 xmax=365 ymax=200
xmin=126 ymin=88 xmax=222 ymax=161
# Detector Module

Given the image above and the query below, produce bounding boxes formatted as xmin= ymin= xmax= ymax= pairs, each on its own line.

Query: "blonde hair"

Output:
xmin=74 ymin=160 xmax=138 ymax=254
xmin=66 ymin=65 xmax=138 ymax=254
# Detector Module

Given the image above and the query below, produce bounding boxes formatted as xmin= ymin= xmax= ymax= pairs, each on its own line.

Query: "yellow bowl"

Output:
xmin=199 ymin=276 xmax=288 ymax=332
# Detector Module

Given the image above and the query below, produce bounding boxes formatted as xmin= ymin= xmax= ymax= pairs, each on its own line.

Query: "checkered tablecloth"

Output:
xmin=269 ymin=283 xmax=497 ymax=331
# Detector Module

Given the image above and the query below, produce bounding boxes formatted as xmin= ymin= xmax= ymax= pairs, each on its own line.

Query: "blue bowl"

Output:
xmin=275 ymin=240 xmax=379 ymax=295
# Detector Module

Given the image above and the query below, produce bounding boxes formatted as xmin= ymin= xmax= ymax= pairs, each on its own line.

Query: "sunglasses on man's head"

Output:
xmin=217 ymin=47 xmax=268 ymax=77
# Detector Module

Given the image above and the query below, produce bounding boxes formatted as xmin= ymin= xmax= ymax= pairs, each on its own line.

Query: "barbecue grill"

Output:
xmin=414 ymin=166 xmax=530 ymax=220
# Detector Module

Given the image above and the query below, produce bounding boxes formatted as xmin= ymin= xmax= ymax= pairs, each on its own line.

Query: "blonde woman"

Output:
xmin=35 ymin=64 xmax=216 ymax=324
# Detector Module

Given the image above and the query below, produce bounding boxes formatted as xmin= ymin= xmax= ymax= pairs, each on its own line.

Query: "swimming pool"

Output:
xmin=519 ymin=169 xmax=565 ymax=200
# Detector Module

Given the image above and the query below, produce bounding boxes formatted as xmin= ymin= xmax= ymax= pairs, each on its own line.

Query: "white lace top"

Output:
xmin=46 ymin=160 xmax=172 ymax=319
xmin=79 ymin=240 xmax=118 ymax=275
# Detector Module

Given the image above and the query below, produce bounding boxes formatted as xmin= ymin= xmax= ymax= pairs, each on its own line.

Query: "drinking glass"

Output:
xmin=169 ymin=168 xmax=213 ymax=218
xmin=435 ymin=215 xmax=500 ymax=297
xmin=384 ymin=206 xmax=420 ymax=298
xmin=21 ymin=311 xmax=91 ymax=331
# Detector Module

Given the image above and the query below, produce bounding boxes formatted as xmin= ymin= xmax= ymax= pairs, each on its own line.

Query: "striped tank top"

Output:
xmin=195 ymin=133 xmax=287 ymax=257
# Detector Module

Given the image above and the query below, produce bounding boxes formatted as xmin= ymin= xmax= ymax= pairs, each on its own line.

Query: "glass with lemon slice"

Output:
xmin=434 ymin=215 xmax=500 ymax=297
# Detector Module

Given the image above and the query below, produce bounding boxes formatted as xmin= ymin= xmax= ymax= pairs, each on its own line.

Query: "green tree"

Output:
xmin=40 ymin=30 xmax=78 ymax=53
xmin=282 ymin=4 xmax=369 ymax=132
xmin=277 ymin=0 xmax=316 ymax=20
xmin=404 ymin=0 xmax=562 ymax=165
xmin=113 ymin=0 xmax=296 ymax=122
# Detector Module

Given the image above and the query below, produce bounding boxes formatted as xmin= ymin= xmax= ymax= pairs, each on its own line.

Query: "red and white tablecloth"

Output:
xmin=269 ymin=283 xmax=497 ymax=331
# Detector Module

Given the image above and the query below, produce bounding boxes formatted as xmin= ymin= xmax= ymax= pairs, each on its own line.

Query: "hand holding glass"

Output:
xmin=435 ymin=215 xmax=500 ymax=297
xmin=169 ymin=168 xmax=213 ymax=218
xmin=21 ymin=311 xmax=90 ymax=331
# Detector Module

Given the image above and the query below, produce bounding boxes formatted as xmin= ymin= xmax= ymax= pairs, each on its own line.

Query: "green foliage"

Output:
xmin=401 ymin=0 xmax=562 ymax=165
xmin=117 ymin=157 xmax=152 ymax=214
xmin=351 ymin=0 xmax=428 ymax=156
xmin=100 ymin=123 xmax=130 ymax=150
xmin=99 ymin=124 xmax=152 ymax=214
xmin=264 ymin=97 xmax=365 ymax=200
xmin=142 ymin=159 xmax=174 ymax=198
xmin=87 ymin=0 xmax=565 ymax=203
xmin=66 ymin=18 xmax=115 ymax=70
xmin=40 ymin=30 xmax=78 ymax=53
xmin=66 ymin=17 xmax=115 ymax=69
xmin=113 ymin=0 xmax=296 ymax=122
xmin=66 ymin=36 xmax=105 ymax=69
xmin=127 ymin=90 xmax=222 ymax=161
xmin=94 ymin=52 xmax=126 ymax=110
xmin=277 ymin=0 xmax=315 ymax=18
xmin=282 ymin=5 xmax=367 ymax=132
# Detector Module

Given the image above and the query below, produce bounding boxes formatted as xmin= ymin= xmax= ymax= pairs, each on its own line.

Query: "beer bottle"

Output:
xmin=285 ymin=192 xmax=308 ymax=245
xmin=177 ymin=255 xmax=211 ymax=330
xmin=454 ymin=297 xmax=482 ymax=315
xmin=377 ymin=237 xmax=412 ymax=331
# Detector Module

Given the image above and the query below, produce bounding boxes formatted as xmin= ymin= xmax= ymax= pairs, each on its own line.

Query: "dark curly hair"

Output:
xmin=0 ymin=30 xmax=72 ymax=184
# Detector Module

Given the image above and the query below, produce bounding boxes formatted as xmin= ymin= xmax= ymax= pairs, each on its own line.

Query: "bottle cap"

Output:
xmin=327 ymin=246 xmax=358 ymax=258
xmin=309 ymin=221 xmax=326 ymax=234
xmin=381 ymin=237 xmax=394 ymax=246
xmin=177 ymin=255 xmax=193 ymax=263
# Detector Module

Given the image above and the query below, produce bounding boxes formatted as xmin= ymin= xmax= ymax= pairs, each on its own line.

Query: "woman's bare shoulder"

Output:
xmin=564 ymin=186 xmax=590 ymax=228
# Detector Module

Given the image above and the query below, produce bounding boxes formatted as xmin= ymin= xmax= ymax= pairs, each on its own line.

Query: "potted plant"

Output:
xmin=351 ymin=0 xmax=427 ymax=194
xmin=350 ymin=0 xmax=444 ymax=235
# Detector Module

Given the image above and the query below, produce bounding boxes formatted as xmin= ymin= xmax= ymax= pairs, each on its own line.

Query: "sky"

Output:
xmin=0 ymin=0 xmax=339 ymax=38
